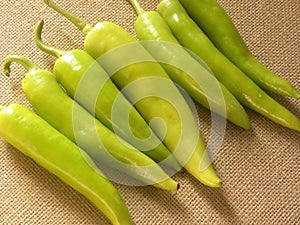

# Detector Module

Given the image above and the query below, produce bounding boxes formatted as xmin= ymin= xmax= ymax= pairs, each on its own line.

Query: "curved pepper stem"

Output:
xmin=127 ymin=0 xmax=145 ymax=15
xmin=35 ymin=20 xmax=67 ymax=58
xmin=3 ymin=55 xmax=39 ymax=76
xmin=43 ymin=0 xmax=94 ymax=36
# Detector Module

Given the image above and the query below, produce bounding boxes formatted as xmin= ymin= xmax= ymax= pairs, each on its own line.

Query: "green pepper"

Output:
xmin=127 ymin=0 xmax=251 ymax=130
xmin=4 ymin=55 xmax=179 ymax=190
xmin=178 ymin=0 xmax=300 ymax=98
xmin=157 ymin=0 xmax=300 ymax=131
xmin=34 ymin=20 xmax=180 ymax=170
xmin=43 ymin=0 xmax=222 ymax=188
xmin=0 ymin=103 xmax=132 ymax=225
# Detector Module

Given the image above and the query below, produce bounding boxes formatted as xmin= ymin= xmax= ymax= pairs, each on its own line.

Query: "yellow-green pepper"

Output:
xmin=0 ymin=103 xmax=132 ymax=225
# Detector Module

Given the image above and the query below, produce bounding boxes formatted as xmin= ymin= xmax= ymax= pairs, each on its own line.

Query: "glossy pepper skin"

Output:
xmin=44 ymin=0 xmax=222 ymax=188
xmin=179 ymin=0 xmax=300 ymax=98
xmin=4 ymin=55 xmax=178 ymax=191
xmin=127 ymin=0 xmax=251 ymax=130
xmin=35 ymin=20 xmax=180 ymax=170
xmin=157 ymin=0 xmax=300 ymax=131
xmin=0 ymin=103 xmax=132 ymax=225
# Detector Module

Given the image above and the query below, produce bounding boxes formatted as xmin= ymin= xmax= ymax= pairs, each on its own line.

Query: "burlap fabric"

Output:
xmin=1 ymin=0 xmax=299 ymax=224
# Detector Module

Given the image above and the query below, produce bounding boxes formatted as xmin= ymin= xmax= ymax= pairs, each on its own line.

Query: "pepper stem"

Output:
xmin=43 ymin=0 xmax=94 ymax=36
xmin=3 ymin=56 xmax=39 ymax=76
xmin=35 ymin=20 xmax=67 ymax=58
xmin=127 ymin=0 xmax=145 ymax=15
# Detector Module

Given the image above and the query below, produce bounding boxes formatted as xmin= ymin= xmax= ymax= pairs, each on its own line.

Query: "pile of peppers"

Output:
xmin=1 ymin=0 xmax=299 ymax=224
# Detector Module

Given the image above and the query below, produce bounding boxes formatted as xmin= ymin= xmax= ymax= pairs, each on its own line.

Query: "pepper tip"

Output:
xmin=3 ymin=68 xmax=10 ymax=76
xmin=3 ymin=58 xmax=12 ymax=76
xmin=43 ymin=0 xmax=50 ymax=6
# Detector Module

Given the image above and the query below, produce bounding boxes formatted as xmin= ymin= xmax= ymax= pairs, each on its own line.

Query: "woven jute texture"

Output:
xmin=0 ymin=0 xmax=299 ymax=224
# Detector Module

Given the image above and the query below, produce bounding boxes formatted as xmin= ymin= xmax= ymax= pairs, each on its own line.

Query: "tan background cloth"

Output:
xmin=0 ymin=0 xmax=299 ymax=224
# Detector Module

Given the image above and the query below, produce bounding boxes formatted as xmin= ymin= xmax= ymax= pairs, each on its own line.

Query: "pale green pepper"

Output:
xmin=0 ymin=103 xmax=132 ymax=225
